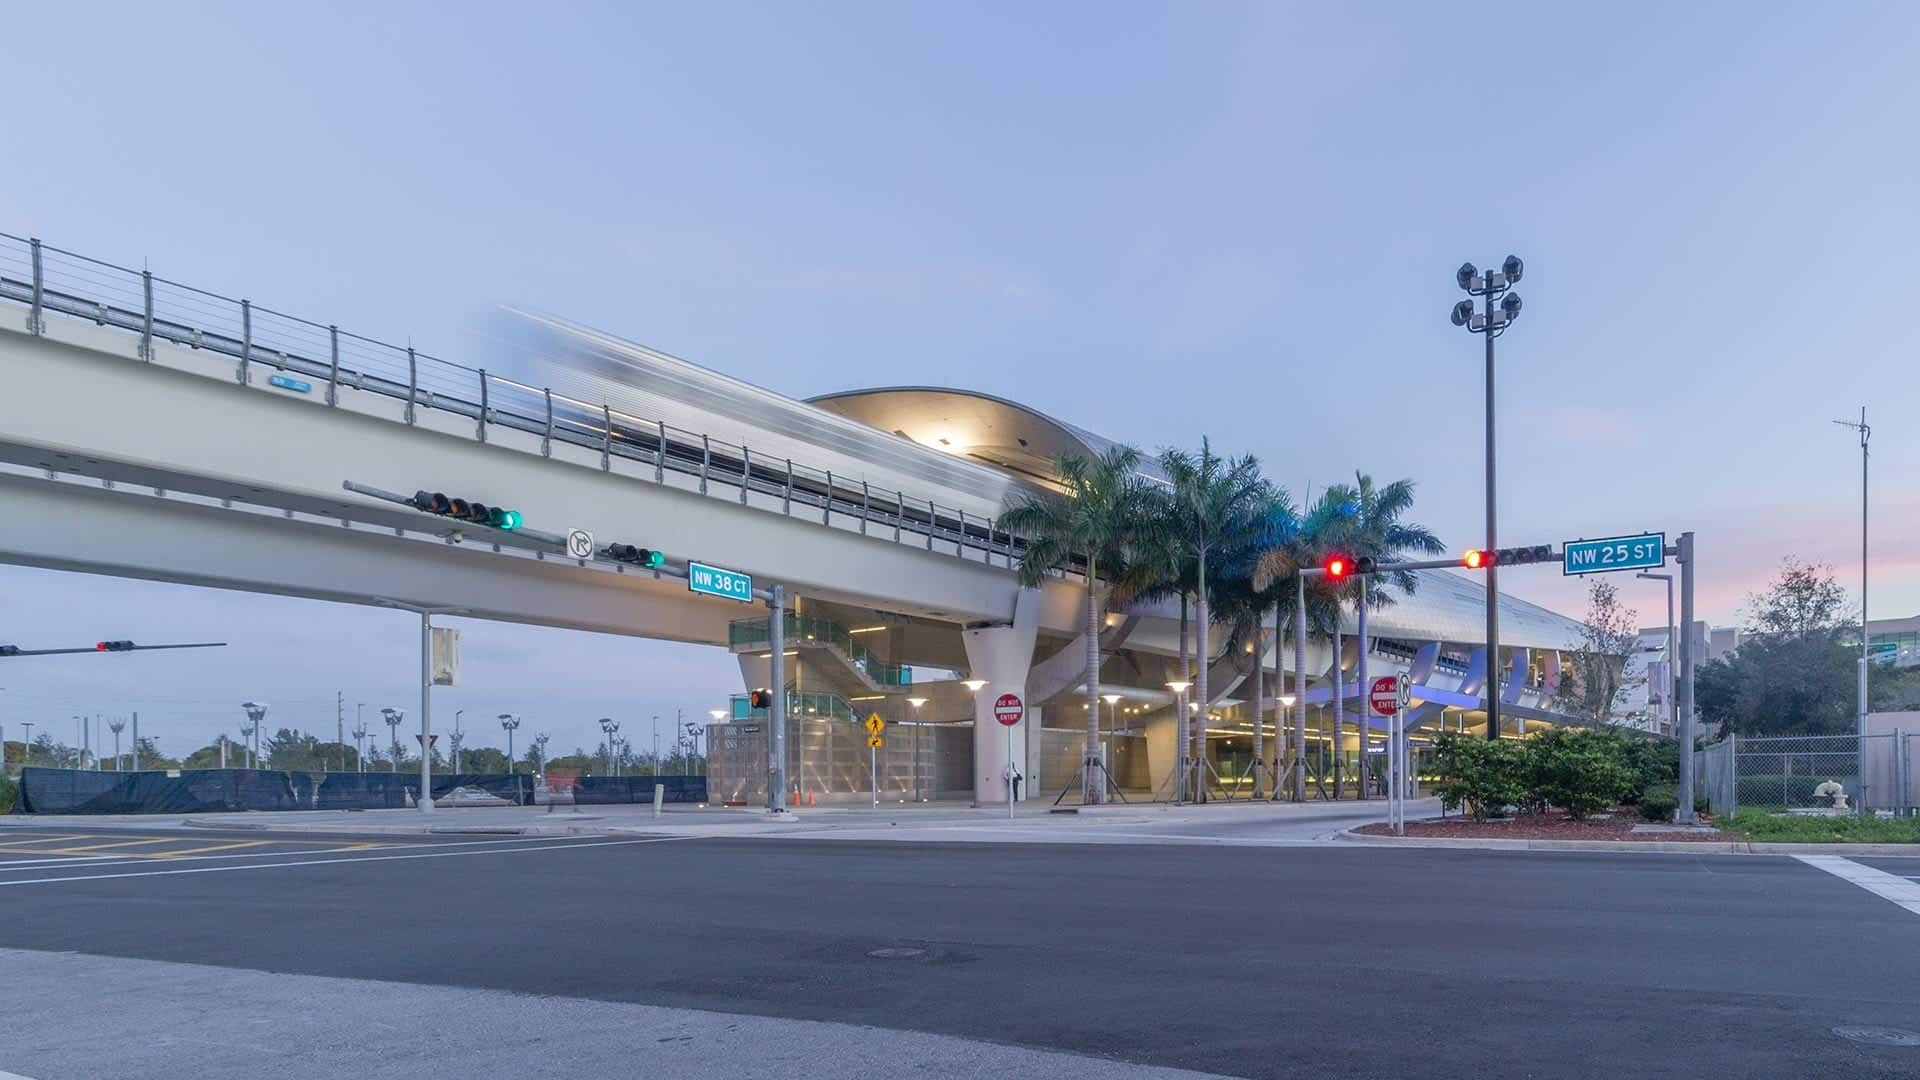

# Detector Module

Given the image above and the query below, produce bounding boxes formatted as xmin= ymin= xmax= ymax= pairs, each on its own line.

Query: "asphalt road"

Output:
xmin=2 ymin=828 xmax=1918 ymax=1078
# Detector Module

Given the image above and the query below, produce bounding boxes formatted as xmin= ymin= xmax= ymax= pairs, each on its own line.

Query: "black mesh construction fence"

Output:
xmin=11 ymin=768 xmax=543 ymax=815
xmin=566 ymin=775 xmax=708 ymax=804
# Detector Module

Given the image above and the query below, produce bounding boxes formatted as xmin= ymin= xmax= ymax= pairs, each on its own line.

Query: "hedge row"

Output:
xmin=1430 ymin=728 xmax=1678 ymax=821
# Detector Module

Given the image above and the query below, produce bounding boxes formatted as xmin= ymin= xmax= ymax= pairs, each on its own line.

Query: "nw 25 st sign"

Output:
xmin=1562 ymin=533 xmax=1665 ymax=576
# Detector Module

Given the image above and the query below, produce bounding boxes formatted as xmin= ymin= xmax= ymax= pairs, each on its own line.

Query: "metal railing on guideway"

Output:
xmin=0 ymin=232 xmax=1031 ymax=571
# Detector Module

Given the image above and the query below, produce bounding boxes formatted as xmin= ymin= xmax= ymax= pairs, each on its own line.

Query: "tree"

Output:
xmin=1317 ymin=474 xmax=1443 ymax=786
xmin=1002 ymin=445 xmax=1161 ymax=804
xmin=1555 ymin=578 xmax=1642 ymax=725
xmin=1253 ymin=487 xmax=1361 ymax=799
xmin=1159 ymin=440 xmax=1269 ymax=801
xmin=1696 ymin=559 xmax=1858 ymax=737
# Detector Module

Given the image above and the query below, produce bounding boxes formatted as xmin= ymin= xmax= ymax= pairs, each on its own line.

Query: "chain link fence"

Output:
xmin=1700 ymin=732 xmax=1916 ymax=817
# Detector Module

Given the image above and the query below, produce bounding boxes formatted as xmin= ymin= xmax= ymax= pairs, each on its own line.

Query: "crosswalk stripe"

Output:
xmin=1796 ymin=855 xmax=1920 ymax=917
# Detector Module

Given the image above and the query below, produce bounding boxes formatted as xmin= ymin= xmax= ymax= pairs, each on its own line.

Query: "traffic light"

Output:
xmin=1462 ymin=546 xmax=1552 ymax=569
xmin=1323 ymin=554 xmax=1377 ymax=580
xmin=606 ymin=543 xmax=666 ymax=568
xmin=0 ymin=645 xmax=18 ymax=656
xmin=748 ymin=689 xmax=774 ymax=709
xmin=409 ymin=490 xmax=523 ymax=531
xmin=1499 ymin=545 xmax=1554 ymax=565
xmin=95 ymin=640 xmax=136 ymax=652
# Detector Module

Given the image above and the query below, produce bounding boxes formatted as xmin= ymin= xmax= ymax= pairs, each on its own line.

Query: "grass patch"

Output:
xmin=1723 ymin=809 xmax=1920 ymax=844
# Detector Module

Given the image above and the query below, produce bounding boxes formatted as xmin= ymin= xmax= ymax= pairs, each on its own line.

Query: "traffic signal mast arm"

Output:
xmin=1303 ymin=548 xmax=1560 ymax=578
xmin=0 ymin=641 xmax=227 ymax=657
xmin=344 ymin=479 xmax=775 ymax=601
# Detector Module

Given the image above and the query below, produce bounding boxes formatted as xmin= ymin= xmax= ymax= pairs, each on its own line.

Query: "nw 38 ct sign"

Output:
xmin=1562 ymin=533 xmax=1665 ymax=575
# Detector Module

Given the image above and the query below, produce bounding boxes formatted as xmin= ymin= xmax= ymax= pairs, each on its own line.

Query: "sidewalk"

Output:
xmin=1342 ymin=824 xmax=1920 ymax=857
xmin=0 ymin=795 xmax=1433 ymax=847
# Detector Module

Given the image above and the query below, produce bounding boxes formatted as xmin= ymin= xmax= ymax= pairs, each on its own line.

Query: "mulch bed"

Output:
xmin=1355 ymin=810 xmax=1725 ymax=841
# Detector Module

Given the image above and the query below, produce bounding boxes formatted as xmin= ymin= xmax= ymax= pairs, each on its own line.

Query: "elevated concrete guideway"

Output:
xmin=0 ymin=316 xmax=1082 ymax=638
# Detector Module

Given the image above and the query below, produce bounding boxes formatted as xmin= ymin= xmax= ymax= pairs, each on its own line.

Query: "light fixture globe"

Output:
xmin=1451 ymin=299 xmax=1475 ymax=327
xmin=1502 ymin=254 xmax=1524 ymax=284
xmin=1500 ymin=291 xmax=1523 ymax=318
xmin=1455 ymin=262 xmax=1478 ymax=291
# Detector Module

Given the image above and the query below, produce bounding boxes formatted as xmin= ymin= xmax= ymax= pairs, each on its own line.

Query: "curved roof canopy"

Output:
xmin=807 ymin=386 xmax=1168 ymax=489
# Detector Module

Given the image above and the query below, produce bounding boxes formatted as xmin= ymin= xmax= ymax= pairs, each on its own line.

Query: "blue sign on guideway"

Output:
xmin=1563 ymin=533 xmax=1666 ymax=575
xmin=688 ymin=561 xmax=755 ymax=602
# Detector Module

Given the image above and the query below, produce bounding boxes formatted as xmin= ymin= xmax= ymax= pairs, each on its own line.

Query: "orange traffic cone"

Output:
xmin=807 ymin=789 xmax=816 ymax=807
xmin=790 ymin=785 xmax=800 ymax=806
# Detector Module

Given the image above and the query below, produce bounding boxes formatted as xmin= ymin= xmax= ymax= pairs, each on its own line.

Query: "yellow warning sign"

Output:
xmin=867 ymin=733 xmax=885 ymax=749
xmin=864 ymin=712 xmax=887 ymax=736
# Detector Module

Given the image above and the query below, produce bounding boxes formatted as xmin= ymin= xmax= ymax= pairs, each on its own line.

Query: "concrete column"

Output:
xmin=960 ymin=589 xmax=1040 ymax=805
xmin=1144 ymin=706 xmax=1179 ymax=798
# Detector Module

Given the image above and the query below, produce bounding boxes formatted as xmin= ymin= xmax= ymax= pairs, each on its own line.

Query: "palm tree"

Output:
xmin=1254 ymin=488 xmax=1353 ymax=799
xmin=1318 ymin=473 xmax=1444 ymax=797
xmin=1001 ymin=445 xmax=1158 ymax=804
xmin=1159 ymin=440 xmax=1269 ymax=802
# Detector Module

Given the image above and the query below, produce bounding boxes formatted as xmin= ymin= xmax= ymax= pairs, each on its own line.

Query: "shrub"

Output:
xmin=1523 ymin=728 xmax=1635 ymax=819
xmin=1431 ymin=732 xmax=1526 ymax=821
xmin=1620 ymin=738 xmax=1679 ymax=803
xmin=1639 ymin=785 xmax=1678 ymax=821
xmin=0 ymin=774 xmax=15 ymax=814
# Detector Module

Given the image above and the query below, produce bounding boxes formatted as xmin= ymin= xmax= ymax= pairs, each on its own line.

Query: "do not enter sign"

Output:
xmin=1368 ymin=676 xmax=1400 ymax=717
xmin=993 ymin=693 xmax=1024 ymax=727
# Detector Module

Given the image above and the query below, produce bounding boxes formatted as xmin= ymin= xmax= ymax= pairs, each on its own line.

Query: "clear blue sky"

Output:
xmin=3 ymin=2 xmax=1916 ymax=757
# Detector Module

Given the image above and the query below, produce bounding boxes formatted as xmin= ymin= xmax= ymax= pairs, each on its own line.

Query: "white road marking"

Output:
xmin=0 ymin=832 xmax=619 ymax=872
xmin=1796 ymin=855 xmax=1920 ymax=917
xmin=0 ymin=835 xmax=692 ymax=888
xmin=0 ymin=1070 xmax=41 ymax=1079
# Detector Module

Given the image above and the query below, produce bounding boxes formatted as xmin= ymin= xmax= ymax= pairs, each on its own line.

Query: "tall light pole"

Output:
xmin=599 ymin=717 xmax=620 ymax=776
xmin=109 ymin=719 xmax=125 ymax=771
xmin=1637 ymin=572 xmax=1677 ymax=736
xmin=20 ymin=721 xmax=33 ymax=766
xmin=241 ymin=702 xmax=268 ymax=769
xmin=1452 ymin=254 xmax=1526 ymax=740
xmin=72 ymin=715 xmax=86 ymax=769
xmin=351 ymin=722 xmax=369 ymax=772
xmin=652 ymin=714 xmax=660 ymax=773
xmin=1834 ymin=408 xmax=1871 ymax=758
xmin=498 ymin=714 xmax=521 ymax=774
xmin=381 ymin=708 xmax=404 ymax=772
xmin=451 ymin=709 xmax=464 ymax=774
xmin=531 ymin=732 xmax=550 ymax=776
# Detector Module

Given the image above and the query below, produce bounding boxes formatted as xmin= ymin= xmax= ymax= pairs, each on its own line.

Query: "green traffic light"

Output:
xmin=499 ymin=509 xmax=523 ymax=531
xmin=645 ymin=549 xmax=665 ymax=568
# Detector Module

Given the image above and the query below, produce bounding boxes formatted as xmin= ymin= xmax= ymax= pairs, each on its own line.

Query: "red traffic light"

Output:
xmin=748 ymin=689 xmax=774 ymax=709
xmin=1463 ymin=549 xmax=1488 ymax=570
xmin=1325 ymin=555 xmax=1350 ymax=580
xmin=94 ymin=640 xmax=136 ymax=652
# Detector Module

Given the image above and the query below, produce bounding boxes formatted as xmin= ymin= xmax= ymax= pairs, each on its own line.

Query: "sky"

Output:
xmin=3 ymin=2 xmax=1918 ymax=759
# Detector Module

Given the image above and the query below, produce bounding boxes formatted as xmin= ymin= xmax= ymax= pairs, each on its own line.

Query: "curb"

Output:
xmin=1340 ymin=827 xmax=1920 ymax=857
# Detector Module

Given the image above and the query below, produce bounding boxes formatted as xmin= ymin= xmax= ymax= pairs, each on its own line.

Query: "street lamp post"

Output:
xmin=1452 ymin=255 xmax=1525 ymax=741
xmin=498 ymin=714 xmax=521 ymax=774
xmin=531 ymin=732 xmax=550 ymax=777
xmin=906 ymin=697 xmax=928 ymax=802
xmin=451 ymin=709 xmax=464 ymax=774
xmin=20 ymin=721 xmax=33 ymax=766
xmin=1834 ymin=407 xmax=1871 ymax=796
xmin=109 ymin=719 xmax=125 ymax=771
xmin=1166 ymin=681 xmax=1192 ymax=804
xmin=1636 ymin=572 xmax=1677 ymax=736
xmin=351 ymin=723 xmax=368 ymax=772
xmin=1101 ymin=694 xmax=1122 ymax=788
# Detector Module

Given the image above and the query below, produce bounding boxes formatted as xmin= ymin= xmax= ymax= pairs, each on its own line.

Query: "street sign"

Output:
xmin=993 ymin=693 xmax=1024 ymax=727
xmin=867 ymin=732 xmax=885 ymax=749
xmin=1563 ymin=533 xmax=1665 ymax=575
xmin=267 ymin=374 xmax=312 ymax=394
xmin=864 ymin=712 xmax=886 ymax=736
xmin=688 ymin=561 xmax=754 ymax=602
xmin=1369 ymin=676 xmax=1399 ymax=718
xmin=566 ymin=528 xmax=595 ymax=560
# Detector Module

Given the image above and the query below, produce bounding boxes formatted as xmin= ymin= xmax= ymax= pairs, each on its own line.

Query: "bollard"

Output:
xmin=653 ymin=782 xmax=665 ymax=819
